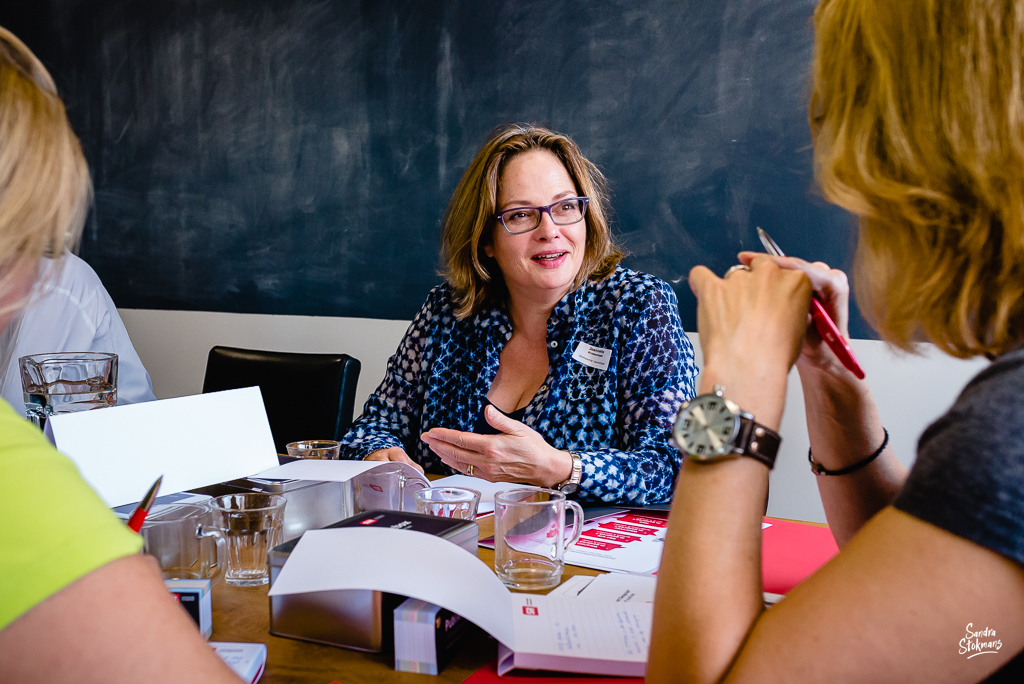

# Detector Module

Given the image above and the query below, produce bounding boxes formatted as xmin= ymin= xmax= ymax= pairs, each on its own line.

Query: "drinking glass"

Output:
xmin=353 ymin=463 xmax=427 ymax=513
xmin=413 ymin=486 xmax=481 ymax=520
xmin=19 ymin=352 xmax=118 ymax=430
xmin=493 ymin=487 xmax=584 ymax=591
xmin=208 ymin=493 xmax=286 ymax=587
xmin=285 ymin=439 xmax=341 ymax=460
xmin=140 ymin=503 xmax=224 ymax=582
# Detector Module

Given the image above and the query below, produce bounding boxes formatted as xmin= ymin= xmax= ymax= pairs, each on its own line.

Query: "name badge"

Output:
xmin=572 ymin=342 xmax=612 ymax=371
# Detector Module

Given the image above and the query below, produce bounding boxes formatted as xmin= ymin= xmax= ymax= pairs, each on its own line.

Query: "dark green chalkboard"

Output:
xmin=2 ymin=0 xmax=867 ymax=337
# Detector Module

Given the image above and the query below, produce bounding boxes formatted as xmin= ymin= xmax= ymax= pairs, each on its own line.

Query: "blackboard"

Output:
xmin=2 ymin=0 xmax=869 ymax=338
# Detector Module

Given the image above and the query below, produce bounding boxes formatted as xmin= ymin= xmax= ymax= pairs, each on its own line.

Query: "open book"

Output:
xmin=267 ymin=527 xmax=650 ymax=677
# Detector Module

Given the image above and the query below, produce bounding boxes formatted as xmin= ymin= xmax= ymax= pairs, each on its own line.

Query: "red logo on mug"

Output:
xmin=522 ymin=606 xmax=539 ymax=616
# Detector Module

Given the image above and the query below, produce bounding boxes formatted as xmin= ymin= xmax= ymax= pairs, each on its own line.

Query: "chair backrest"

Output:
xmin=202 ymin=346 xmax=361 ymax=454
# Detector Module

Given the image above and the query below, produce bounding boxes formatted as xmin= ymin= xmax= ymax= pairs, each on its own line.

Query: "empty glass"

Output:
xmin=140 ymin=503 xmax=224 ymax=582
xmin=285 ymin=440 xmax=341 ymax=460
xmin=208 ymin=493 xmax=286 ymax=587
xmin=494 ymin=487 xmax=584 ymax=591
xmin=413 ymin=487 xmax=481 ymax=520
xmin=19 ymin=352 xmax=118 ymax=430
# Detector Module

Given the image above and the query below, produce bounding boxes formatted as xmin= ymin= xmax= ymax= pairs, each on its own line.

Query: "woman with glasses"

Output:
xmin=0 ymin=27 xmax=242 ymax=683
xmin=648 ymin=1 xmax=1024 ymax=681
xmin=339 ymin=123 xmax=697 ymax=503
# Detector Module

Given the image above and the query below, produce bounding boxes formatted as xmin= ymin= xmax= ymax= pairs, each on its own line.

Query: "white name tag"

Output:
xmin=572 ymin=342 xmax=612 ymax=371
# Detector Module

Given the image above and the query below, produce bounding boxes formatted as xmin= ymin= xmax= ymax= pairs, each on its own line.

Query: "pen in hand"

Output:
xmin=756 ymin=226 xmax=866 ymax=380
xmin=127 ymin=475 xmax=163 ymax=533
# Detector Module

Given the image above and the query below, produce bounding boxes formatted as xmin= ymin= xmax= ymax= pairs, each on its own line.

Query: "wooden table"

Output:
xmin=210 ymin=515 xmax=602 ymax=684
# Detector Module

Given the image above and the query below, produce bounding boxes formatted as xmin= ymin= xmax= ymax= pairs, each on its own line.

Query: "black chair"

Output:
xmin=202 ymin=346 xmax=361 ymax=454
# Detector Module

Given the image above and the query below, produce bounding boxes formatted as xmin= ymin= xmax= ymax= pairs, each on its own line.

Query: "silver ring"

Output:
xmin=724 ymin=264 xmax=752 ymax=278
xmin=467 ymin=464 xmax=474 ymax=476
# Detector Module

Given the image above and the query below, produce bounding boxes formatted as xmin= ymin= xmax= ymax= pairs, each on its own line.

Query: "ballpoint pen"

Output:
xmin=756 ymin=226 xmax=866 ymax=380
xmin=127 ymin=475 xmax=163 ymax=533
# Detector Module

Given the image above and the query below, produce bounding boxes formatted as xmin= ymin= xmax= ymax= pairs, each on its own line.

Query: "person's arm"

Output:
xmin=648 ymin=256 xmax=1024 ymax=684
xmin=737 ymin=251 xmax=908 ymax=545
xmin=337 ymin=289 xmax=441 ymax=465
xmin=421 ymin=278 xmax=697 ymax=502
xmin=0 ymin=554 xmax=242 ymax=684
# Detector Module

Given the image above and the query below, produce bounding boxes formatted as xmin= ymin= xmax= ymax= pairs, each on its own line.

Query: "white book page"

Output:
xmin=51 ymin=387 xmax=279 ymax=507
xmin=267 ymin=527 xmax=515 ymax=647
xmin=503 ymin=594 xmax=650 ymax=676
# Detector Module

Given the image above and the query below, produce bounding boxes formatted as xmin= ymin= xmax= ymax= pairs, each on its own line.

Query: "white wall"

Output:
xmin=119 ymin=308 xmax=987 ymax=523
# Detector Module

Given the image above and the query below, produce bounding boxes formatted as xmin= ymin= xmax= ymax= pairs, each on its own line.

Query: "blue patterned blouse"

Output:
xmin=338 ymin=266 xmax=698 ymax=504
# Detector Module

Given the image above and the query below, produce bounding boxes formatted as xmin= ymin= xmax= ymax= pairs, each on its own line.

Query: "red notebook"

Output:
xmin=761 ymin=517 xmax=839 ymax=594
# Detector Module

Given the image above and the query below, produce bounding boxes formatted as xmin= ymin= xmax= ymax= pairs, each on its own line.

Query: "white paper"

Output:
xmin=267 ymin=527 xmax=515 ymax=647
xmin=51 ymin=387 xmax=279 ymax=507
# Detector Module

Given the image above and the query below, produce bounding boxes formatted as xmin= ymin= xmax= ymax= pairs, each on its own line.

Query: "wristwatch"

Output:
xmin=556 ymin=451 xmax=583 ymax=494
xmin=672 ymin=385 xmax=781 ymax=469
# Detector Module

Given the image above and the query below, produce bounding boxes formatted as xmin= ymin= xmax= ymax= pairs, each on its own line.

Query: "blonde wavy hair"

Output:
xmin=0 ymin=27 xmax=91 ymax=314
xmin=811 ymin=0 xmax=1024 ymax=357
xmin=441 ymin=123 xmax=623 ymax=319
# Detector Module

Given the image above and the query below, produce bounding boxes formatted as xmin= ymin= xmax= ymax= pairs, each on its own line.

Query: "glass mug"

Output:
xmin=207 ymin=493 xmax=286 ymax=587
xmin=285 ymin=439 xmax=341 ymax=460
xmin=493 ymin=487 xmax=584 ymax=591
xmin=140 ymin=503 xmax=224 ymax=581
xmin=18 ymin=352 xmax=118 ymax=430
xmin=413 ymin=486 xmax=482 ymax=520
xmin=353 ymin=463 xmax=426 ymax=513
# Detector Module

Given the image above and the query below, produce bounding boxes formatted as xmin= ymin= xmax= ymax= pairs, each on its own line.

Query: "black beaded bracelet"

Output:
xmin=808 ymin=428 xmax=889 ymax=476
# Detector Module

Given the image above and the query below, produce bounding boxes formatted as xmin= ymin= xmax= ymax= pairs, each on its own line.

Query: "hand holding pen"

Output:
xmin=747 ymin=227 xmax=865 ymax=379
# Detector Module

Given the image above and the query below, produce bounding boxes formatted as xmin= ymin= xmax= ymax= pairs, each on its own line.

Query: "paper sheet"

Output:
xmin=51 ymin=387 xmax=279 ymax=507
xmin=267 ymin=527 xmax=516 ymax=647
xmin=563 ymin=511 xmax=669 ymax=574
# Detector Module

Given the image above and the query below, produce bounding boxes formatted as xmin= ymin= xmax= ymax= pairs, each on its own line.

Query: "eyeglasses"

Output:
xmin=495 ymin=197 xmax=590 ymax=235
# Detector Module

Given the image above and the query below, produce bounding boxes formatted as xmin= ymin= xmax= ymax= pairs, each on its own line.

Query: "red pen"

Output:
xmin=756 ymin=227 xmax=866 ymax=380
xmin=127 ymin=475 xmax=163 ymax=533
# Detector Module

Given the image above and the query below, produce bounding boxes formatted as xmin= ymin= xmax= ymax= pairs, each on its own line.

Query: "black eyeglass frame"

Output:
xmin=494 ymin=197 xmax=590 ymax=235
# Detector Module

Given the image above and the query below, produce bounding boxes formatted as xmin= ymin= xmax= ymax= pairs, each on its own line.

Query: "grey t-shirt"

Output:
xmin=896 ymin=344 xmax=1024 ymax=680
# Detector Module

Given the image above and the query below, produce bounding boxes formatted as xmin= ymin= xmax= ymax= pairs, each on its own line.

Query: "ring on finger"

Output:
xmin=467 ymin=463 xmax=474 ymax=476
xmin=724 ymin=264 xmax=752 ymax=278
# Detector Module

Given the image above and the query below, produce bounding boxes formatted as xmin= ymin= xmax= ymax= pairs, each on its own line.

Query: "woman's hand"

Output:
xmin=688 ymin=254 xmax=812 ymax=427
xmin=363 ymin=447 xmax=424 ymax=474
xmin=420 ymin=405 xmax=573 ymax=487
xmin=738 ymin=250 xmax=854 ymax=376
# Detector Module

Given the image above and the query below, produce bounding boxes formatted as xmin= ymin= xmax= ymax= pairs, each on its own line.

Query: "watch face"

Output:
xmin=673 ymin=393 xmax=741 ymax=460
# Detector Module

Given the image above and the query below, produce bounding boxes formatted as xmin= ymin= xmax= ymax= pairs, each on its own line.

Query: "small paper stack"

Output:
xmin=394 ymin=598 xmax=476 ymax=675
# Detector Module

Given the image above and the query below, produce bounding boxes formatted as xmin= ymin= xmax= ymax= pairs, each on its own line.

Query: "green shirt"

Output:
xmin=0 ymin=400 xmax=142 ymax=630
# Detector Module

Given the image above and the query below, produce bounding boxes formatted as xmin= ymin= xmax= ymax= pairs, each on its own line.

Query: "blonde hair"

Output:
xmin=441 ymin=123 xmax=623 ymax=319
xmin=811 ymin=0 xmax=1024 ymax=357
xmin=0 ymin=27 xmax=91 ymax=313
